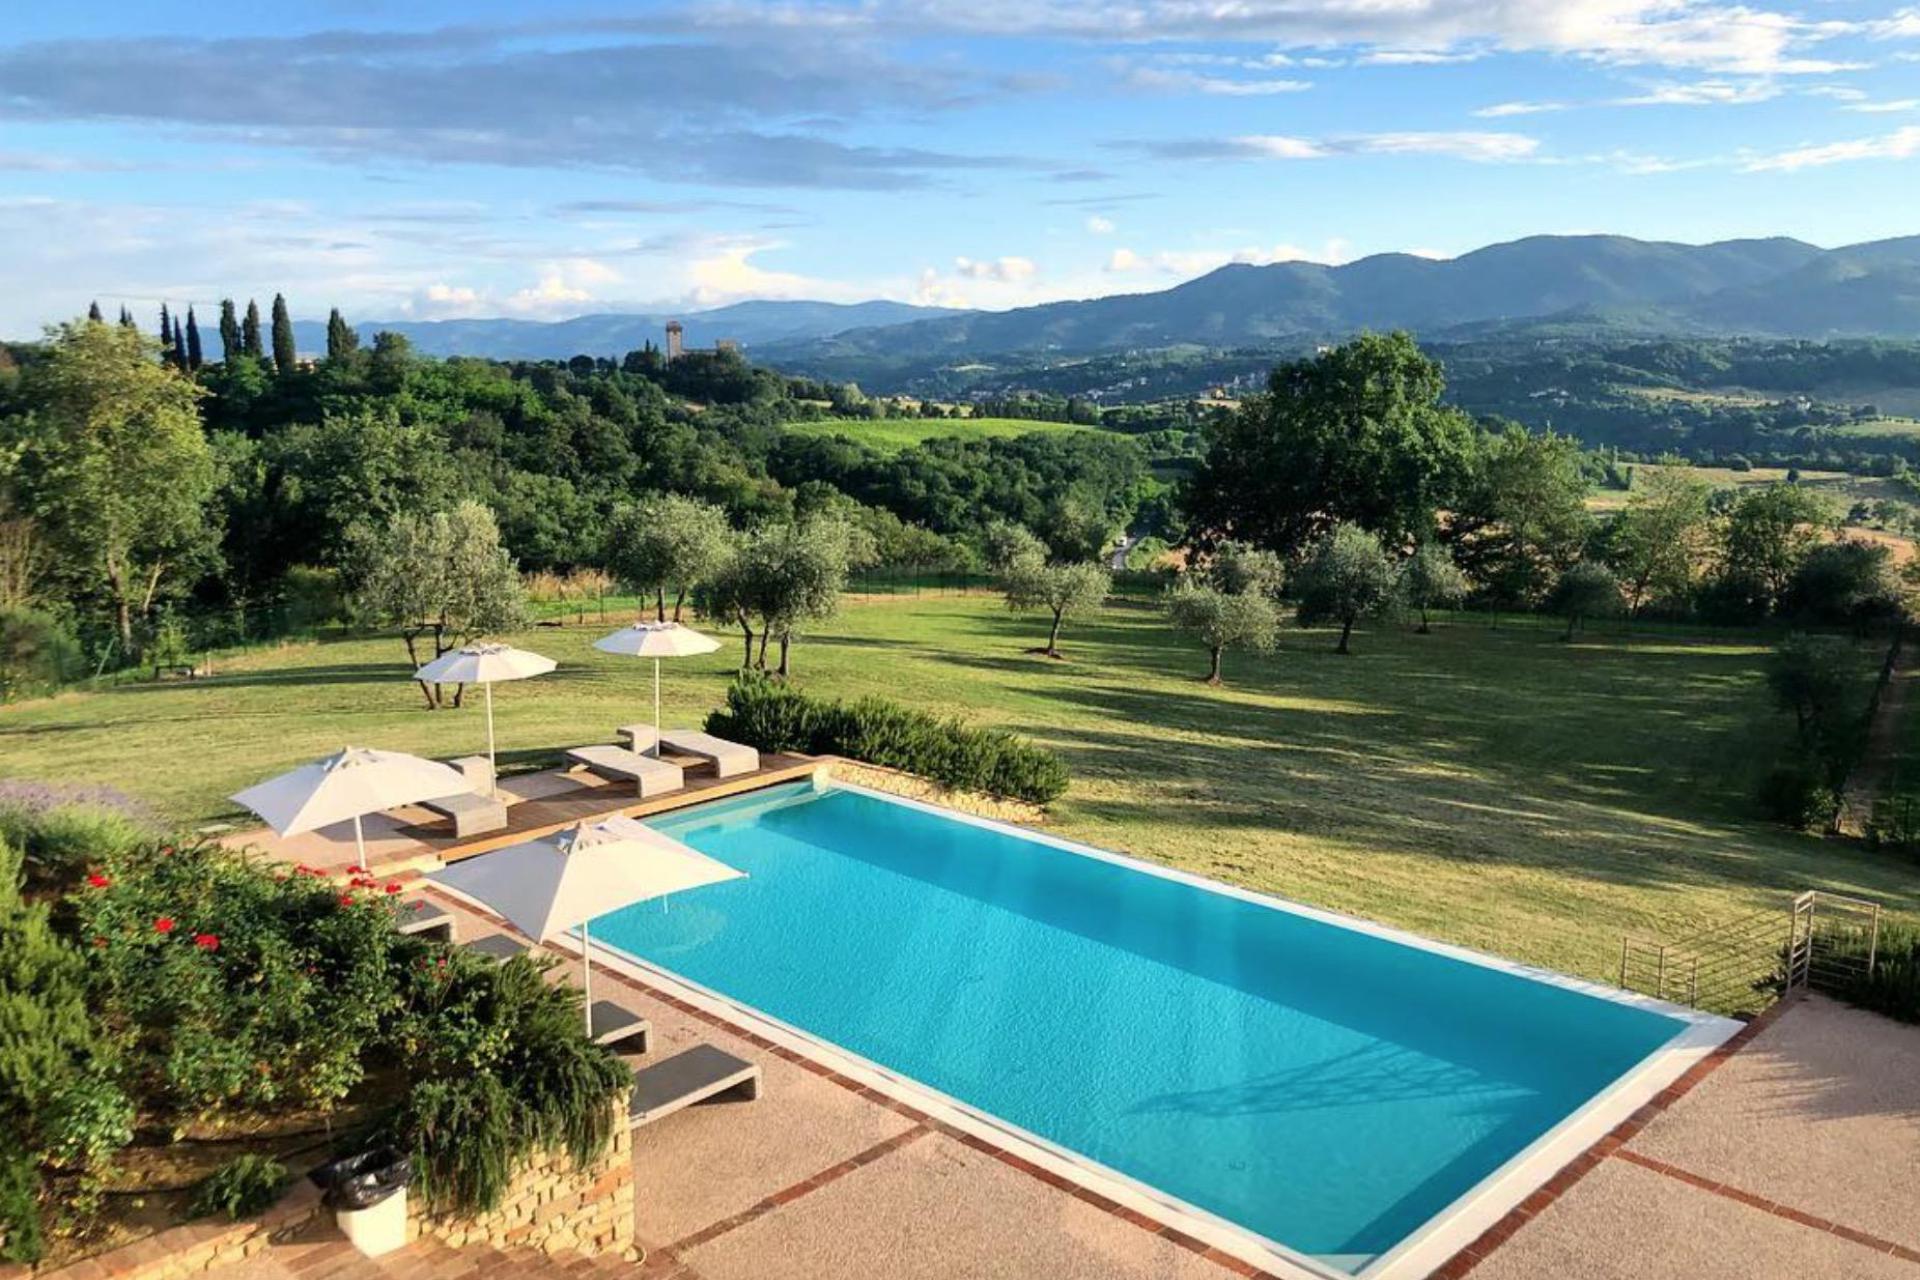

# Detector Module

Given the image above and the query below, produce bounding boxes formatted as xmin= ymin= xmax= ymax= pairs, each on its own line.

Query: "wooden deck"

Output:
xmin=398 ymin=752 xmax=825 ymax=863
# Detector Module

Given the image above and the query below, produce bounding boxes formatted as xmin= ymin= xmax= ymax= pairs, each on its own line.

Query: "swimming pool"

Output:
xmin=592 ymin=780 xmax=1735 ymax=1278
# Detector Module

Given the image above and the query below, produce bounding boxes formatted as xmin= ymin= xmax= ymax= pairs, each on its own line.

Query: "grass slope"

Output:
xmin=783 ymin=416 xmax=1093 ymax=453
xmin=2 ymin=596 xmax=1911 ymax=984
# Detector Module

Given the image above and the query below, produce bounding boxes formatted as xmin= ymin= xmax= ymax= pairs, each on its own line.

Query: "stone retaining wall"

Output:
xmin=823 ymin=759 xmax=1048 ymax=825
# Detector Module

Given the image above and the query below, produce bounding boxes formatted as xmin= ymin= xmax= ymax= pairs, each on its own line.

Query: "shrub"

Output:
xmin=0 ymin=802 xmax=148 ymax=893
xmin=707 ymin=674 xmax=1070 ymax=804
xmin=0 ymin=607 xmax=79 ymax=702
xmin=190 ymin=1155 xmax=287 ymax=1221
xmin=382 ymin=949 xmax=629 ymax=1215
xmin=1815 ymin=922 xmax=1920 ymax=1024
xmin=1757 ymin=764 xmax=1838 ymax=831
xmin=0 ymin=1150 xmax=41 ymax=1264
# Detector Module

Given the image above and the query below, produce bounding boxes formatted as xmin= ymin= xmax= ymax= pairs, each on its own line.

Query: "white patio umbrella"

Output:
xmin=231 ymin=747 xmax=469 ymax=873
xmin=427 ymin=815 xmax=744 ymax=1034
xmin=412 ymin=643 xmax=557 ymax=789
xmin=592 ymin=622 xmax=721 ymax=756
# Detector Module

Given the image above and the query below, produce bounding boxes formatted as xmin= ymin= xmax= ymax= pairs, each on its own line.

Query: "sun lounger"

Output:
xmin=394 ymin=899 xmax=455 ymax=943
xmin=628 ymin=1045 xmax=760 ymax=1128
xmin=466 ymin=933 xmax=528 ymax=962
xmin=590 ymin=1001 xmax=651 ymax=1052
xmin=659 ymin=730 xmax=760 ymax=778
xmin=420 ymin=755 xmax=507 ymax=837
xmin=565 ymin=744 xmax=685 ymax=797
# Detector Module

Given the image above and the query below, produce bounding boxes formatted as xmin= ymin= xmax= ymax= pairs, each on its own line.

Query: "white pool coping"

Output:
xmin=576 ymin=777 xmax=1744 ymax=1280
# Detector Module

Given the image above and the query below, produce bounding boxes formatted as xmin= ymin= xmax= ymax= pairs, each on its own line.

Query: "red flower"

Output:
xmin=194 ymin=934 xmax=220 ymax=952
xmin=86 ymin=873 xmax=111 ymax=889
xmin=153 ymin=917 xmax=176 ymax=935
xmin=338 ymin=894 xmax=356 ymax=907
xmin=384 ymin=883 xmax=402 ymax=895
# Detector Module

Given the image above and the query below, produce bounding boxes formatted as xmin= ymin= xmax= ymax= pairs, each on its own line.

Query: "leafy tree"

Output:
xmin=325 ymin=308 xmax=358 ymax=362
xmin=1166 ymin=577 xmax=1278 ymax=685
xmin=1766 ymin=634 xmax=1856 ymax=757
xmin=217 ymin=299 xmax=241 ymax=362
xmin=982 ymin=520 xmax=1048 ymax=575
xmin=1608 ymin=470 xmax=1712 ymax=614
xmin=1449 ymin=427 xmax=1590 ymax=607
xmin=1546 ymin=561 xmax=1622 ymax=641
xmin=1400 ymin=541 xmax=1468 ymax=633
xmin=1294 ymin=524 xmax=1400 ymax=654
xmin=1205 ymin=539 xmax=1286 ymax=601
xmin=351 ymin=501 xmax=529 ymax=707
xmin=270 ymin=294 xmax=295 ymax=376
xmin=1716 ymin=484 xmax=1836 ymax=616
xmin=1184 ymin=332 xmax=1479 ymax=554
xmin=183 ymin=307 xmax=203 ymax=372
xmin=6 ymin=322 xmax=216 ymax=656
xmin=603 ymin=493 xmax=734 ymax=622
xmin=241 ymin=299 xmax=264 ymax=361
xmin=695 ymin=519 xmax=850 ymax=675
xmin=997 ymin=544 xmax=1110 ymax=659
xmin=1786 ymin=540 xmax=1904 ymax=630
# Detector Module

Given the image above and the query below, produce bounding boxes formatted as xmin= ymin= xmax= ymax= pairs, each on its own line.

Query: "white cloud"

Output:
xmin=954 ymin=255 xmax=1038 ymax=282
xmin=1358 ymin=49 xmax=1484 ymax=65
xmin=1744 ymin=125 xmax=1920 ymax=171
xmin=1121 ymin=64 xmax=1312 ymax=95
xmin=1614 ymin=79 xmax=1781 ymax=106
xmin=1849 ymin=99 xmax=1920 ymax=114
xmin=1871 ymin=8 xmax=1920 ymax=39
xmin=1474 ymin=100 xmax=1568 ymax=117
xmin=1354 ymin=132 xmax=1542 ymax=161
xmin=1085 ymin=214 xmax=1116 ymax=234
xmin=1105 ymin=238 xmax=1353 ymax=276
xmin=1233 ymin=135 xmax=1330 ymax=159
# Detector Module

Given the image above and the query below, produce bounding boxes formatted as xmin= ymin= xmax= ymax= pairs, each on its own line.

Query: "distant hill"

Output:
xmin=764 ymin=235 xmax=1920 ymax=371
xmin=291 ymin=299 xmax=968 ymax=360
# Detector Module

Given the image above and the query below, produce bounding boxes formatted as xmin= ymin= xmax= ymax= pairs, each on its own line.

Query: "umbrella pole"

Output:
xmin=652 ymin=658 xmax=662 ymax=757
xmin=353 ymin=812 xmax=368 ymax=873
xmin=484 ymin=681 xmax=497 ymax=792
xmin=581 ymin=919 xmax=593 ymax=1037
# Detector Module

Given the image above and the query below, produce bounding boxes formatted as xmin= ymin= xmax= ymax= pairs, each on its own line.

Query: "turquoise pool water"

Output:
xmin=596 ymin=783 xmax=1688 ymax=1272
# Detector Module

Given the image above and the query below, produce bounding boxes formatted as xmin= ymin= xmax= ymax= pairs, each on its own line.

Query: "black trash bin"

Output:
xmin=310 ymin=1149 xmax=413 ymax=1255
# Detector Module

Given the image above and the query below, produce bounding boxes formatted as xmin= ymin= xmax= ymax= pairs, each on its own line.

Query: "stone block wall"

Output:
xmin=413 ymin=1120 xmax=635 ymax=1259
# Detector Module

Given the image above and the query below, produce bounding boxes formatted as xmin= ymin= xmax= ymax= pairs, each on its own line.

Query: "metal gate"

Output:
xmin=1619 ymin=890 xmax=1881 ymax=1016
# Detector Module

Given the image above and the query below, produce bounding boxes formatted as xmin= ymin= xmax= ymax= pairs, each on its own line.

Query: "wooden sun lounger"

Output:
xmin=466 ymin=933 xmax=528 ymax=962
xmin=658 ymin=730 xmax=760 ymax=778
xmin=395 ymin=899 xmax=455 ymax=942
xmin=590 ymin=1001 xmax=651 ymax=1052
xmin=628 ymin=1045 xmax=761 ymax=1128
xmin=565 ymin=744 xmax=685 ymax=798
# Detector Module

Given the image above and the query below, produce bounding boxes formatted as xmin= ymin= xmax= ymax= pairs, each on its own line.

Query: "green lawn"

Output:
xmin=784 ymin=416 xmax=1094 ymax=453
xmin=3 ymin=596 xmax=1914 ymax=986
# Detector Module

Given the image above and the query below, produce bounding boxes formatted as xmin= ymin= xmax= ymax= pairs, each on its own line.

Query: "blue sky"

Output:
xmin=3 ymin=0 xmax=1919 ymax=335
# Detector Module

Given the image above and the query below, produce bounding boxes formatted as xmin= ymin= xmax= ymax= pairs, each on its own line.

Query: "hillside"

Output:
xmin=291 ymin=299 xmax=968 ymax=360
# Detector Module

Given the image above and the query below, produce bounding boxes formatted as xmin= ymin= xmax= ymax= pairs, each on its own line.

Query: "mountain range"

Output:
xmin=289 ymin=299 xmax=964 ymax=361
xmin=298 ymin=234 xmax=1920 ymax=366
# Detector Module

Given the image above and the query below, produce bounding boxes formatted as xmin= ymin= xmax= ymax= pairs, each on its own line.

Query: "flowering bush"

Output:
xmin=70 ymin=835 xmax=405 ymax=1120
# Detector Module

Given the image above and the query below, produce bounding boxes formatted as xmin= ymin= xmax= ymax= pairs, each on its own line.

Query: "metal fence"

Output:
xmin=1620 ymin=890 xmax=1883 ymax=1018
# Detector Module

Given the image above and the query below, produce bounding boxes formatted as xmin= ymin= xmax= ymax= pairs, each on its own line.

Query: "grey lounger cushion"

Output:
xmin=629 ymin=1045 xmax=761 ymax=1127
xmin=420 ymin=789 xmax=507 ymax=838
xmin=395 ymin=900 xmax=455 ymax=941
xmin=467 ymin=933 xmax=528 ymax=962
xmin=658 ymin=730 xmax=760 ymax=778
xmin=590 ymin=1001 xmax=651 ymax=1052
xmin=565 ymin=744 xmax=685 ymax=797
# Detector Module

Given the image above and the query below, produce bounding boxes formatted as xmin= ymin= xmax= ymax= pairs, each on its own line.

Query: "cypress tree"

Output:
xmin=118 ymin=305 xmax=135 ymax=329
xmin=87 ymin=300 xmax=103 ymax=323
xmin=218 ymin=299 xmax=240 ymax=362
xmin=271 ymin=294 xmax=296 ymax=375
xmin=158 ymin=304 xmax=173 ymax=353
xmin=324 ymin=308 xmax=358 ymax=361
xmin=184 ymin=307 xmax=204 ymax=372
xmin=242 ymin=300 xmax=264 ymax=361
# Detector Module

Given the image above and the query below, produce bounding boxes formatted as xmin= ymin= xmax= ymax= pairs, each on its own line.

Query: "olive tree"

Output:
xmin=1546 ymin=561 xmax=1623 ymax=641
xmin=695 ymin=518 xmax=851 ymax=676
xmin=1294 ymin=525 xmax=1399 ymax=654
xmin=1166 ymin=578 xmax=1279 ymax=685
xmin=1206 ymin=539 xmax=1287 ymax=601
xmin=603 ymin=493 xmax=734 ymax=622
xmin=1399 ymin=542 xmax=1469 ymax=633
xmin=352 ymin=500 xmax=529 ymax=707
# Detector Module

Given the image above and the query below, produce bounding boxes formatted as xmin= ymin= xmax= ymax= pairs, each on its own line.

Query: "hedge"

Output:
xmin=705 ymin=675 xmax=1070 ymax=805
xmin=1817 ymin=921 xmax=1920 ymax=1025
